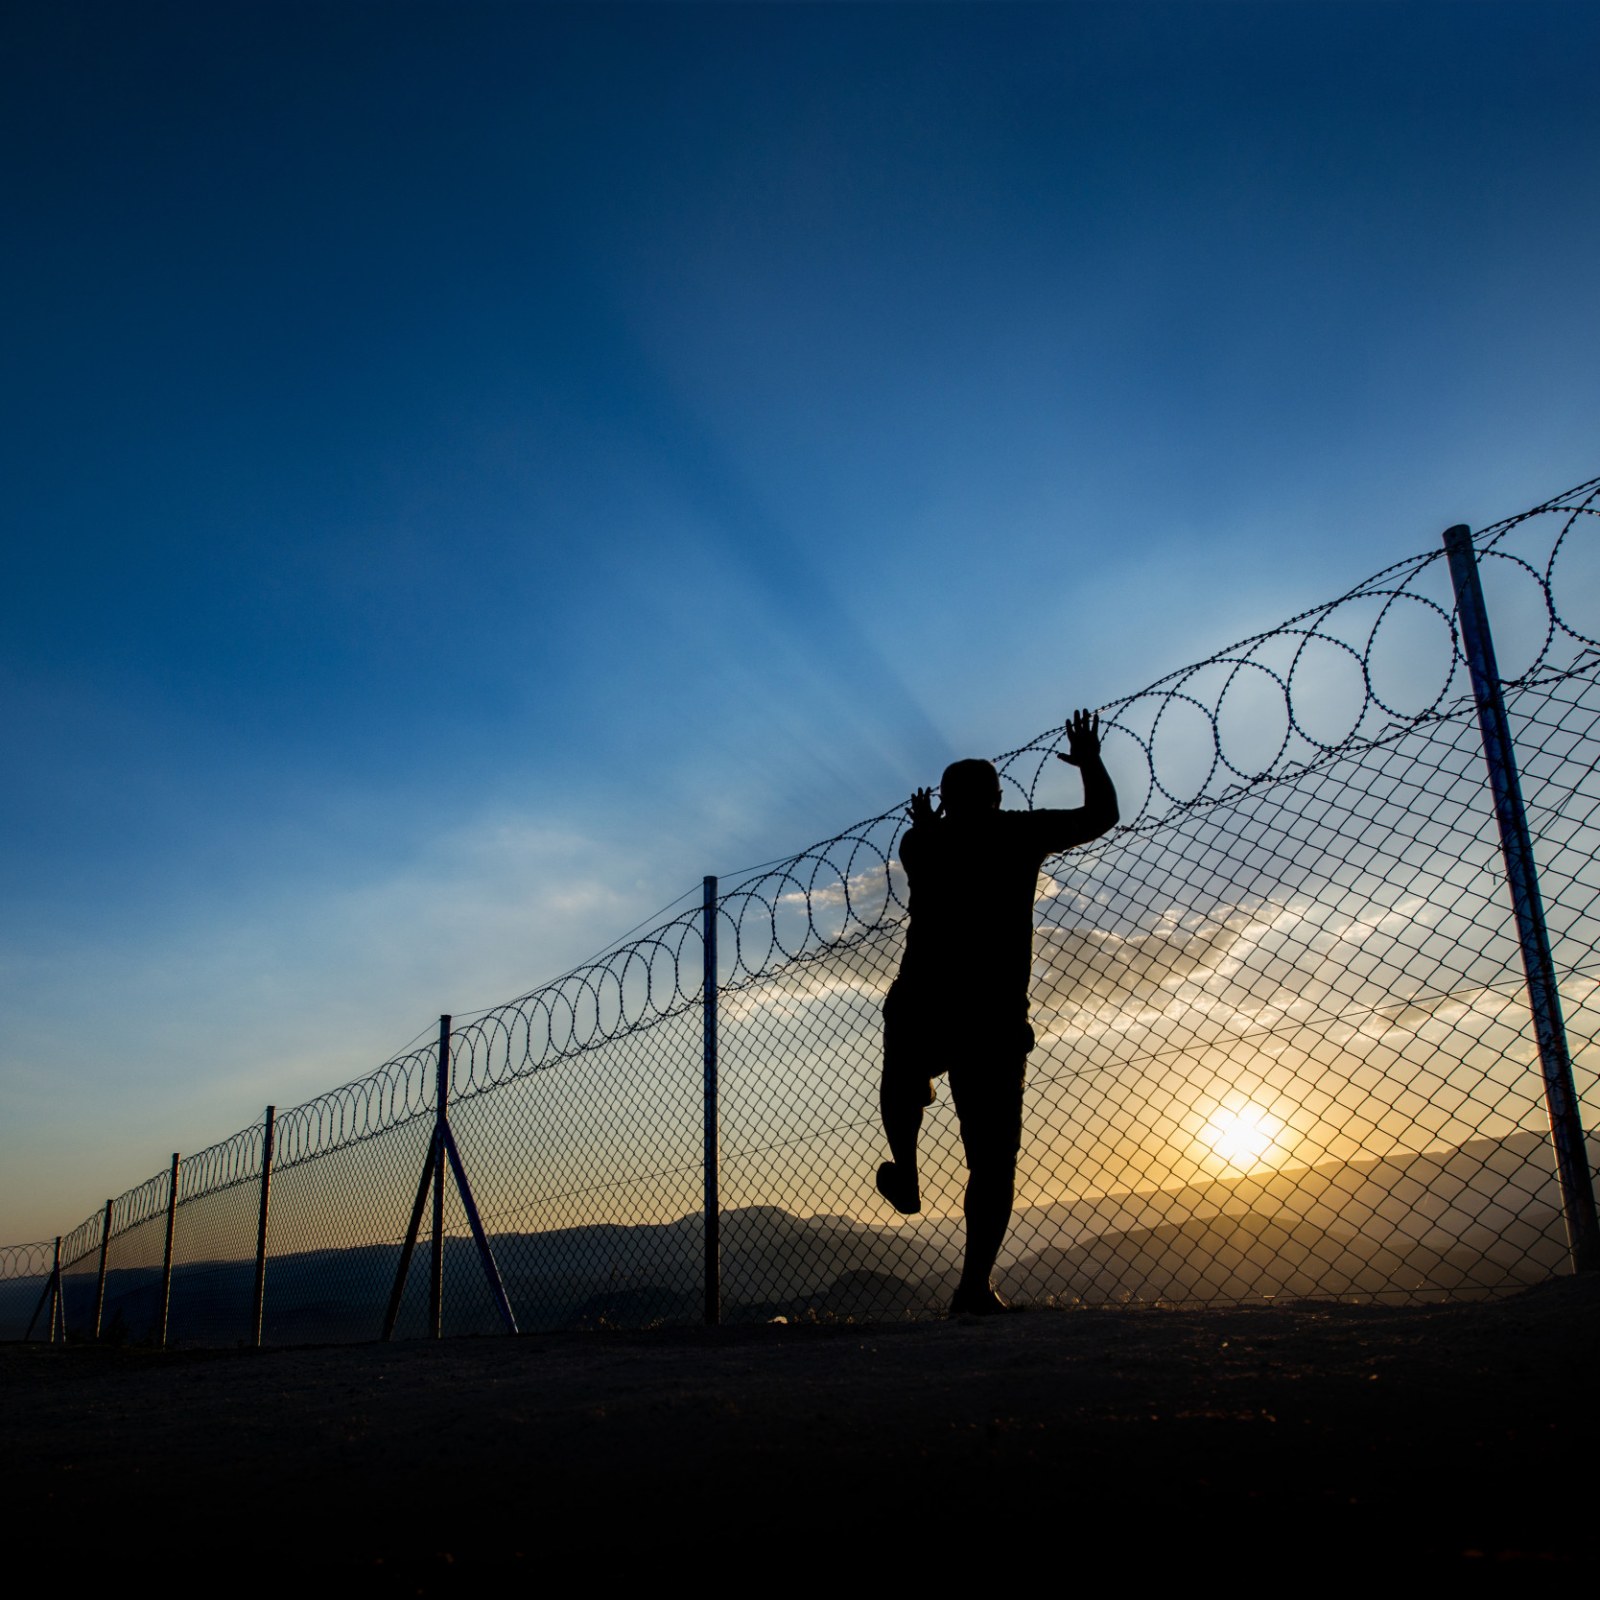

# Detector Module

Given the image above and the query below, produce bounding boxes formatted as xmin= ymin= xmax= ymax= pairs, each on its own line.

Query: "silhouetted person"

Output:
xmin=877 ymin=709 xmax=1118 ymax=1315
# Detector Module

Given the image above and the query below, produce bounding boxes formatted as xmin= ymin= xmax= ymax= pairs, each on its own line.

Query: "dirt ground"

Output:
xmin=4 ymin=1277 xmax=1595 ymax=1590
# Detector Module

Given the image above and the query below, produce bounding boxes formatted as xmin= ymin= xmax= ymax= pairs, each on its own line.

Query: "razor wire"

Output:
xmin=3 ymin=473 xmax=1597 ymax=1339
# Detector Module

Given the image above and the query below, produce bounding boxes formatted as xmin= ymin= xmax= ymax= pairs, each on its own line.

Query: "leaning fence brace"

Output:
xmin=4 ymin=474 xmax=1599 ymax=1344
xmin=382 ymin=1017 xmax=518 ymax=1339
xmin=23 ymin=1238 xmax=65 ymax=1344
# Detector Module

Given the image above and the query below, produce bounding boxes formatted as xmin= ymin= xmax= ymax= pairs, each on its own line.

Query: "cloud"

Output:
xmin=775 ymin=859 xmax=902 ymax=914
xmin=720 ymin=960 xmax=891 ymax=1023
xmin=1033 ymin=911 xmax=1257 ymax=1015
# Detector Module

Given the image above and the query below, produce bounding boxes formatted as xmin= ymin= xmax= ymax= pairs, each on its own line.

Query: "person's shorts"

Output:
xmin=882 ymin=980 xmax=1034 ymax=1172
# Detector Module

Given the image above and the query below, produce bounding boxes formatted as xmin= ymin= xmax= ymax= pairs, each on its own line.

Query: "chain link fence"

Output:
xmin=5 ymin=477 xmax=1597 ymax=1342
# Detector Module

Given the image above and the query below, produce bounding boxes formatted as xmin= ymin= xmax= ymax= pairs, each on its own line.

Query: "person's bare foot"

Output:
xmin=875 ymin=1161 xmax=921 ymax=1215
xmin=947 ymin=1284 xmax=1014 ymax=1317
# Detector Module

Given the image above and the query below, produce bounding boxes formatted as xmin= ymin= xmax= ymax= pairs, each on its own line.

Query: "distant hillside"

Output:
xmin=4 ymin=1128 xmax=1576 ymax=1343
xmin=1003 ymin=1128 xmax=1572 ymax=1304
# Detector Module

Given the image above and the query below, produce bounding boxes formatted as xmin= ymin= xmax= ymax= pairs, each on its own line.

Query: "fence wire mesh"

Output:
xmin=5 ymin=475 xmax=1598 ymax=1339
xmin=0 ymin=1244 xmax=54 ymax=1341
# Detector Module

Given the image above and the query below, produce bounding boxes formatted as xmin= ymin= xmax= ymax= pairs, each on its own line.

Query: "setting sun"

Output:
xmin=1201 ymin=1104 xmax=1284 ymax=1170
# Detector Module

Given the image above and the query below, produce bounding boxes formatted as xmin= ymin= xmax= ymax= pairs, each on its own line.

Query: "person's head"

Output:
xmin=940 ymin=758 xmax=1002 ymax=818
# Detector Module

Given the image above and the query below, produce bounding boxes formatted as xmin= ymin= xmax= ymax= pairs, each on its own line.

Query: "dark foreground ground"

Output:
xmin=4 ymin=1277 xmax=1595 ymax=1589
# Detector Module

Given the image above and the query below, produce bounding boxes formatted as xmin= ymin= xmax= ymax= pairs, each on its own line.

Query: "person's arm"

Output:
xmin=1038 ymin=707 xmax=1119 ymax=850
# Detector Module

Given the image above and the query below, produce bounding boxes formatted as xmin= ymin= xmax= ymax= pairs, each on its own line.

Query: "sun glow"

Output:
xmin=1200 ymin=1103 xmax=1284 ymax=1170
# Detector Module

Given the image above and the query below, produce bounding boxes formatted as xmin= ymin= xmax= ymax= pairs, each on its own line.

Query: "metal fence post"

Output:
xmin=379 ymin=1011 xmax=516 ymax=1340
xmin=159 ymin=1152 xmax=180 ymax=1347
xmin=93 ymin=1197 xmax=114 ymax=1340
xmin=251 ymin=1105 xmax=276 ymax=1348
xmin=703 ymin=875 xmax=721 ymax=1326
xmin=49 ymin=1236 xmax=63 ymax=1343
xmin=430 ymin=1016 xmax=449 ymax=1340
xmin=25 ymin=1238 xmax=63 ymax=1342
xmin=1444 ymin=524 xmax=1600 ymax=1273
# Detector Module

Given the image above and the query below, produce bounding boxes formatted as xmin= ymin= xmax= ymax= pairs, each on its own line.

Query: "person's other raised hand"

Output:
xmin=1056 ymin=708 xmax=1101 ymax=767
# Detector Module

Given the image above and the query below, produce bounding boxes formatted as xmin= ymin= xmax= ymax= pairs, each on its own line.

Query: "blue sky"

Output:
xmin=3 ymin=1 xmax=1597 ymax=1240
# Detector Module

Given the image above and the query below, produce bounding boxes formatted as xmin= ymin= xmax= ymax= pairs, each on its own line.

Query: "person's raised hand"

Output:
xmin=907 ymin=786 xmax=939 ymax=827
xmin=1056 ymin=708 xmax=1102 ymax=767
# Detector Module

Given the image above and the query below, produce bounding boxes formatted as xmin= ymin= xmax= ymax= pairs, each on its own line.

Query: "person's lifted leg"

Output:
xmin=876 ymin=985 xmax=932 ymax=1214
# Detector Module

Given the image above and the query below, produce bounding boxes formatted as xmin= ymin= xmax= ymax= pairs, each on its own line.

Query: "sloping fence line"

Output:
xmin=5 ymin=474 xmax=1599 ymax=1343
